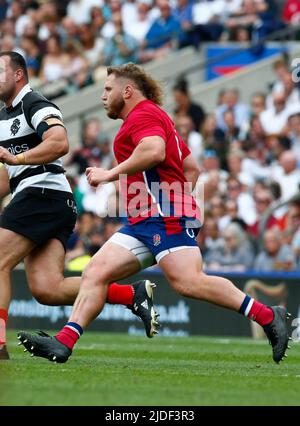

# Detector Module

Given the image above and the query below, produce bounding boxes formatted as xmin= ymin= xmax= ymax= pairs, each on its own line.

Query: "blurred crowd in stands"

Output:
xmin=2 ymin=0 xmax=300 ymax=272
xmin=63 ymin=56 xmax=300 ymax=273
xmin=0 ymin=0 xmax=298 ymax=97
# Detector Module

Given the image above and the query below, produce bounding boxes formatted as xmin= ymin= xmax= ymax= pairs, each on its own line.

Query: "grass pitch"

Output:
xmin=1 ymin=330 xmax=300 ymax=406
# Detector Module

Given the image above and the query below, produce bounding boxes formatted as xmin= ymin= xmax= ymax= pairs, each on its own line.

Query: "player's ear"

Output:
xmin=15 ymin=68 xmax=23 ymax=83
xmin=123 ymin=84 xmax=133 ymax=99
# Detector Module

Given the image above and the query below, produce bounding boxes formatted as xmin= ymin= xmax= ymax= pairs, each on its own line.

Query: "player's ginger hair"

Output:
xmin=107 ymin=63 xmax=164 ymax=106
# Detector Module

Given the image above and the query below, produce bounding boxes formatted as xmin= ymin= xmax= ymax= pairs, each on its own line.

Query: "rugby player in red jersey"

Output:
xmin=19 ymin=63 xmax=291 ymax=364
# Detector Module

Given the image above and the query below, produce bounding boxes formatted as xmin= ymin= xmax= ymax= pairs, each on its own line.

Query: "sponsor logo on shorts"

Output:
xmin=186 ymin=228 xmax=195 ymax=239
xmin=153 ymin=234 xmax=161 ymax=246
xmin=67 ymin=198 xmax=77 ymax=214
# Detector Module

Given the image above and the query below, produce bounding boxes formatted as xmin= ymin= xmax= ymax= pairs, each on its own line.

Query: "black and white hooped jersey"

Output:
xmin=0 ymin=84 xmax=71 ymax=196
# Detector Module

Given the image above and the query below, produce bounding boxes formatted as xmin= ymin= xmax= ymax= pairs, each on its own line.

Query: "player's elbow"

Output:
xmin=152 ymin=146 xmax=166 ymax=164
xmin=193 ymin=165 xmax=201 ymax=180
xmin=53 ymin=137 xmax=69 ymax=157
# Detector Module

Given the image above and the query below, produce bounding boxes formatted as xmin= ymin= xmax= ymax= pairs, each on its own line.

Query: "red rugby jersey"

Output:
xmin=114 ymin=99 xmax=199 ymax=233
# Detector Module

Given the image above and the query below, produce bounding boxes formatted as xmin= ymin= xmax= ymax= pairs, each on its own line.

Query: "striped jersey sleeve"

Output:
xmin=22 ymin=91 xmax=63 ymax=131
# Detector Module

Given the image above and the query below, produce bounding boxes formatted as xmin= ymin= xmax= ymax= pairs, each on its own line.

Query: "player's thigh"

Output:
xmin=82 ymin=240 xmax=142 ymax=285
xmin=24 ymin=238 xmax=66 ymax=292
xmin=0 ymin=227 xmax=35 ymax=269
xmin=158 ymin=247 xmax=203 ymax=291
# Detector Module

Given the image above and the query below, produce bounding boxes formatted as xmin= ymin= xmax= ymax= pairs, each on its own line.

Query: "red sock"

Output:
xmin=0 ymin=308 xmax=8 ymax=345
xmin=248 ymin=301 xmax=274 ymax=326
xmin=55 ymin=326 xmax=80 ymax=350
xmin=107 ymin=283 xmax=134 ymax=305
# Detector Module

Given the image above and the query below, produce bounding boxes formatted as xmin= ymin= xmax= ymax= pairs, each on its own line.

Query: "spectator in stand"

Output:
xmin=125 ymin=1 xmax=152 ymax=44
xmin=248 ymin=188 xmax=278 ymax=237
xmin=216 ymin=108 xmax=241 ymax=147
xmin=0 ymin=18 xmax=16 ymax=39
xmin=254 ymin=228 xmax=296 ymax=271
xmin=199 ymin=150 xmax=228 ymax=198
xmin=227 ymin=149 xmax=254 ymax=187
xmin=241 ymin=140 xmax=271 ymax=182
xmin=20 ymin=35 xmax=43 ymax=78
xmin=209 ymin=195 xmax=227 ymax=231
xmin=121 ymin=0 xmax=138 ymax=34
xmin=173 ymin=0 xmax=194 ymax=48
xmin=191 ymin=0 xmax=224 ymax=47
xmin=246 ymin=115 xmax=266 ymax=147
xmin=260 ymin=91 xmax=293 ymax=135
xmin=65 ymin=118 xmax=106 ymax=175
xmin=283 ymin=0 xmax=300 ymax=25
xmin=141 ymin=0 xmax=180 ymax=61
xmin=39 ymin=34 xmax=69 ymax=84
xmin=265 ymin=133 xmax=291 ymax=164
xmin=90 ymin=6 xmax=106 ymax=35
xmin=280 ymin=71 xmax=300 ymax=110
xmin=102 ymin=13 xmax=138 ymax=66
xmin=215 ymin=88 xmax=250 ymax=133
xmin=287 ymin=112 xmax=300 ymax=163
xmin=60 ymin=16 xmax=79 ymax=43
xmin=219 ymin=198 xmax=240 ymax=231
xmin=0 ymin=34 xmax=18 ymax=53
xmin=173 ymin=77 xmax=206 ymax=131
xmin=225 ymin=0 xmax=285 ymax=43
xmin=202 ymin=215 xmax=224 ymax=256
xmin=226 ymin=175 xmax=256 ymax=225
xmin=266 ymin=58 xmax=300 ymax=109
xmin=78 ymin=23 xmax=104 ymax=68
xmin=37 ymin=1 xmax=60 ymax=42
xmin=250 ymin=92 xmax=266 ymax=116
xmin=63 ymin=39 xmax=91 ymax=90
xmin=204 ymin=222 xmax=254 ymax=271
xmin=67 ymin=0 xmax=103 ymax=26
xmin=8 ymin=0 xmax=31 ymax=38
xmin=66 ymin=211 xmax=105 ymax=270
xmin=174 ymin=114 xmax=203 ymax=162
xmin=272 ymin=150 xmax=300 ymax=203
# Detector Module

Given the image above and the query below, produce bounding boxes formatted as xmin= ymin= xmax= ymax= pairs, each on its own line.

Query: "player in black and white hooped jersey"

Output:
xmin=0 ymin=51 xmax=77 ymax=360
xmin=0 ymin=52 xmax=159 ymax=360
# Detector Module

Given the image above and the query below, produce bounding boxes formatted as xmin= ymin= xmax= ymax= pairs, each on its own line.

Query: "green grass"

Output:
xmin=1 ymin=330 xmax=300 ymax=406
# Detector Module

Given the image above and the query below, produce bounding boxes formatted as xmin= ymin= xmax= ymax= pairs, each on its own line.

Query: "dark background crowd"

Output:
xmin=1 ymin=0 xmax=300 ymax=272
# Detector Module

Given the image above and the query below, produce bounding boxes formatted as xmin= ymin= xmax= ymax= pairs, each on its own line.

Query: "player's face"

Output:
xmin=0 ymin=56 xmax=18 ymax=104
xmin=101 ymin=74 xmax=125 ymax=120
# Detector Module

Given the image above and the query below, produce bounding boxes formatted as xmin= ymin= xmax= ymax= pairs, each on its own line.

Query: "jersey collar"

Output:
xmin=11 ymin=84 xmax=32 ymax=108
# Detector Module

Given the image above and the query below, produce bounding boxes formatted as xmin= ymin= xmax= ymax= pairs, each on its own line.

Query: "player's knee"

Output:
xmin=170 ymin=277 xmax=194 ymax=298
xmin=0 ymin=259 xmax=14 ymax=273
xmin=30 ymin=276 xmax=61 ymax=305
xmin=171 ymin=274 xmax=206 ymax=299
xmin=81 ymin=264 xmax=110 ymax=288
xmin=32 ymin=286 xmax=55 ymax=305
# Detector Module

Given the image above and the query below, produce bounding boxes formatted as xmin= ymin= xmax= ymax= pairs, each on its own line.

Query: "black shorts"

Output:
xmin=0 ymin=187 xmax=77 ymax=250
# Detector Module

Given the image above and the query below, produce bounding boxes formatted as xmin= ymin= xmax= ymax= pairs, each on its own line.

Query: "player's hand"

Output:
xmin=0 ymin=147 xmax=18 ymax=165
xmin=85 ymin=167 xmax=112 ymax=187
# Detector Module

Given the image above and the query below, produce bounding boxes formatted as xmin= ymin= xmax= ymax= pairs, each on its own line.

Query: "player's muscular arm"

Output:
xmin=112 ymin=136 xmax=166 ymax=178
xmin=183 ymin=153 xmax=200 ymax=191
xmin=0 ymin=125 xmax=69 ymax=166
xmin=0 ymin=166 xmax=10 ymax=198
xmin=86 ymin=136 xmax=166 ymax=186
xmin=20 ymin=125 xmax=69 ymax=164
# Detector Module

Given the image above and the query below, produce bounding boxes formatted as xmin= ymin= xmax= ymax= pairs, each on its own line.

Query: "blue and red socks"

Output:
xmin=0 ymin=308 xmax=8 ymax=346
xmin=55 ymin=322 xmax=83 ymax=350
xmin=55 ymin=284 xmax=135 ymax=350
xmin=239 ymin=295 xmax=274 ymax=326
